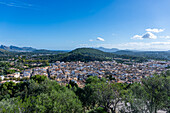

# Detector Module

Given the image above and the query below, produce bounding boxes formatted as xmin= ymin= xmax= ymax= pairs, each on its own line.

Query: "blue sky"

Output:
xmin=0 ymin=0 xmax=170 ymax=50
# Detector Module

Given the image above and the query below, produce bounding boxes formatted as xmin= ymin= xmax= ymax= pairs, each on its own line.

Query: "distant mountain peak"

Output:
xmin=0 ymin=45 xmax=36 ymax=52
xmin=95 ymin=47 xmax=119 ymax=52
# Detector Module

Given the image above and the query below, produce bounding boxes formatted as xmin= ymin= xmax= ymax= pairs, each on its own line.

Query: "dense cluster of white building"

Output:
xmin=1 ymin=60 xmax=170 ymax=87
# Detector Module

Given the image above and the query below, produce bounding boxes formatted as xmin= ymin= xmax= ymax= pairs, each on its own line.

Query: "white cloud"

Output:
xmin=78 ymin=41 xmax=170 ymax=51
xmin=142 ymin=32 xmax=157 ymax=39
xmin=131 ymin=35 xmax=143 ymax=40
xmin=151 ymin=42 xmax=170 ymax=45
xmin=89 ymin=39 xmax=93 ymax=42
xmin=121 ymin=42 xmax=170 ymax=47
xmin=160 ymin=36 xmax=170 ymax=39
xmin=117 ymin=41 xmax=170 ymax=51
xmin=131 ymin=32 xmax=157 ymax=40
xmin=97 ymin=37 xmax=105 ymax=41
xmin=145 ymin=28 xmax=164 ymax=33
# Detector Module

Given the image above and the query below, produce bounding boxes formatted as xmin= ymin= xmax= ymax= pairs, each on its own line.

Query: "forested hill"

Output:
xmin=59 ymin=48 xmax=115 ymax=61
xmin=114 ymin=50 xmax=170 ymax=60
xmin=0 ymin=49 xmax=9 ymax=55
xmin=33 ymin=49 xmax=67 ymax=54
xmin=41 ymin=48 xmax=147 ymax=62
xmin=0 ymin=47 xmax=147 ymax=62
xmin=70 ymin=48 xmax=115 ymax=57
xmin=71 ymin=48 xmax=105 ymax=54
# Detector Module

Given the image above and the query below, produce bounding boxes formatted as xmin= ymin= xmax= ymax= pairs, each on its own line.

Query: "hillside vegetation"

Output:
xmin=0 ymin=49 xmax=9 ymax=55
xmin=45 ymin=48 xmax=147 ymax=62
xmin=61 ymin=48 xmax=115 ymax=61
xmin=114 ymin=50 xmax=170 ymax=60
xmin=0 ymin=73 xmax=169 ymax=112
xmin=0 ymin=47 xmax=147 ymax=62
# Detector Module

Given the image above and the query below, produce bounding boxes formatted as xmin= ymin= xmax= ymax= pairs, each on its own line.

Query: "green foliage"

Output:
xmin=67 ymin=80 xmax=78 ymax=88
xmin=106 ymin=75 xmax=116 ymax=81
xmin=35 ymin=90 xmax=82 ymax=113
xmin=0 ymin=72 xmax=169 ymax=113
xmin=76 ymin=76 xmax=125 ymax=112
xmin=86 ymin=76 xmax=106 ymax=84
xmin=30 ymin=75 xmax=47 ymax=83
xmin=0 ymin=62 xmax=15 ymax=75
xmin=34 ymin=48 xmax=146 ymax=63
xmin=0 ymin=77 xmax=83 ymax=113
xmin=115 ymin=50 xmax=170 ymax=60
xmin=0 ymin=81 xmax=17 ymax=100
xmin=88 ymin=107 xmax=107 ymax=113
xmin=5 ymin=69 xmax=16 ymax=74
xmin=128 ymin=74 xmax=170 ymax=113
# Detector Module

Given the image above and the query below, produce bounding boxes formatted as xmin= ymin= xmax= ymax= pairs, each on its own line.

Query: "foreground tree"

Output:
xmin=0 ymin=76 xmax=83 ymax=113
xmin=35 ymin=90 xmax=82 ymax=113
xmin=129 ymin=74 xmax=170 ymax=113
xmin=77 ymin=76 xmax=125 ymax=113
xmin=30 ymin=74 xmax=47 ymax=83
xmin=0 ymin=81 xmax=16 ymax=100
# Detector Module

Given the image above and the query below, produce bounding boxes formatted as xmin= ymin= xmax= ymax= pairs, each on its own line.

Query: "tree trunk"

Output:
xmin=111 ymin=108 xmax=115 ymax=113
xmin=154 ymin=106 xmax=157 ymax=113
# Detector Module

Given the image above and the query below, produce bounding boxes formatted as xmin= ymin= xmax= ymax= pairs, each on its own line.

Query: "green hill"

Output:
xmin=0 ymin=49 xmax=9 ymax=55
xmin=57 ymin=48 xmax=115 ymax=62
xmin=30 ymin=48 xmax=147 ymax=63
xmin=46 ymin=48 xmax=146 ymax=62
xmin=70 ymin=48 xmax=105 ymax=54
xmin=44 ymin=48 xmax=113 ymax=62
xmin=70 ymin=48 xmax=114 ymax=57
xmin=33 ymin=49 xmax=67 ymax=54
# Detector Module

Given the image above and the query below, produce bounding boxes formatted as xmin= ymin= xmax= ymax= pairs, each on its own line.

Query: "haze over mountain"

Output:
xmin=1 ymin=44 xmax=170 ymax=60
xmin=0 ymin=45 xmax=36 ymax=52
xmin=0 ymin=45 xmax=137 ymax=53
xmin=95 ymin=47 xmax=119 ymax=52
xmin=46 ymin=48 xmax=147 ymax=62
xmin=0 ymin=44 xmax=170 ymax=53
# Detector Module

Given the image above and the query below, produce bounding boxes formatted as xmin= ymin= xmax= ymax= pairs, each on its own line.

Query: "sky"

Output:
xmin=0 ymin=0 xmax=170 ymax=51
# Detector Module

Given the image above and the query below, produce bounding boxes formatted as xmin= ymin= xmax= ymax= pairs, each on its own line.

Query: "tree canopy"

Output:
xmin=0 ymin=73 xmax=169 ymax=113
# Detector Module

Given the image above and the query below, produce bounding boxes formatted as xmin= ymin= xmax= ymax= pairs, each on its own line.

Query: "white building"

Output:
xmin=0 ymin=75 xmax=5 ymax=80
xmin=14 ymin=72 xmax=20 ymax=78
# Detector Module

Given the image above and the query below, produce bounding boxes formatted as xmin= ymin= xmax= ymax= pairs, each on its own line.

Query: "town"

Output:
xmin=1 ymin=0 xmax=170 ymax=112
xmin=1 ymin=60 xmax=169 ymax=87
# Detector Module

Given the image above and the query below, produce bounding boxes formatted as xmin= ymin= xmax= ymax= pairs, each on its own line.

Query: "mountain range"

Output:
xmin=95 ymin=47 xmax=119 ymax=52
xmin=0 ymin=45 xmax=149 ymax=53
xmin=0 ymin=45 xmax=36 ymax=52
xmin=0 ymin=45 xmax=170 ymax=60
